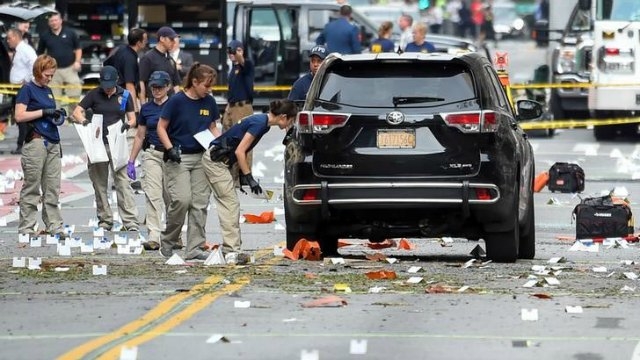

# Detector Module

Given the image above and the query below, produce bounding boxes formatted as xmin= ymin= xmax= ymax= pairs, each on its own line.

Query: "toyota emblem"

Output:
xmin=386 ymin=111 xmax=405 ymax=125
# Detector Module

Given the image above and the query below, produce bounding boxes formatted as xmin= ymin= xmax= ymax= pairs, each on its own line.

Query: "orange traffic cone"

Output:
xmin=533 ymin=171 xmax=549 ymax=192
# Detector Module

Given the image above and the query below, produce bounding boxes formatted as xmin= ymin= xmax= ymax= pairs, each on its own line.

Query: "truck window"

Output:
xmin=597 ymin=0 xmax=640 ymax=21
xmin=308 ymin=9 xmax=338 ymax=42
xmin=570 ymin=9 xmax=591 ymax=31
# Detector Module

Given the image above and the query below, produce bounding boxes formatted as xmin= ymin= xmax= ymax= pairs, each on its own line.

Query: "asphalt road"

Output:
xmin=2 ymin=40 xmax=640 ymax=360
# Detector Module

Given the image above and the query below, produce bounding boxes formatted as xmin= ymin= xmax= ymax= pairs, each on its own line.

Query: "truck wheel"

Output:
xmin=594 ymin=125 xmax=616 ymax=141
xmin=549 ymin=91 xmax=565 ymax=120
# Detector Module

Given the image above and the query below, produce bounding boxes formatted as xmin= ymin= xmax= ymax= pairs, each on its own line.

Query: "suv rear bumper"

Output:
xmin=291 ymin=181 xmax=500 ymax=206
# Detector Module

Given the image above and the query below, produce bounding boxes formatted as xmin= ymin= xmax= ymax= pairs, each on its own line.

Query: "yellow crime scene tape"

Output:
xmin=1 ymin=80 xmax=637 ymax=131
xmin=519 ymin=117 xmax=640 ymax=130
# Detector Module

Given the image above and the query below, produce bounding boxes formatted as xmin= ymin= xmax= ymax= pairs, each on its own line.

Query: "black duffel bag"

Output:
xmin=573 ymin=195 xmax=634 ymax=239
xmin=548 ymin=162 xmax=585 ymax=193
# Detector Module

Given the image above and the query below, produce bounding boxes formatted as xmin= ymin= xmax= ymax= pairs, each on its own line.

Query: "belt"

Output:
xmin=26 ymin=132 xmax=42 ymax=143
xmin=228 ymin=100 xmax=252 ymax=107
xmin=148 ymin=144 xmax=165 ymax=152
xmin=181 ymin=148 xmax=204 ymax=155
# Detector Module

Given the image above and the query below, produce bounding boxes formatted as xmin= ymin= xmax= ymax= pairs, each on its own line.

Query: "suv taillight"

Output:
xmin=441 ymin=110 xmax=498 ymax=133
xmin=296 ymin=111 xmax=351 ymax=134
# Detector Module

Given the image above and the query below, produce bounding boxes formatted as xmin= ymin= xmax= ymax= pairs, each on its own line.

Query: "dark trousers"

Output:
xmin=17 ymin=122 xmax=27 ymax=148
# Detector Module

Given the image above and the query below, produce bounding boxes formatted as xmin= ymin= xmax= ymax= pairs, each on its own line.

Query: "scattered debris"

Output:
xmin=234 ymin=301 xmax=251 ymax=308
xmin=333 ymin=283 xmax=352 ymax=293
xmin=242 ymin=211 xmax=275 ymax=224
xmin=349 ymin=339 xmax=367 ymax=355
xmin=365 ymin=270 xmax=397 ymax=280
xmin=366 ymin=239 xmax=396 ymax=249
xmin=301 ymin=295 xmax=348 ymax=308
xmin=283 ymin=239 xmax=321 ymax=261
xmin=165 ymin=254 xmax=186 ymax=266
xmin=368 ymin=286 xmax=386 ymax=293
xmin=365 ymin=253 xmax=387 ymax=262
xmin=565 ymin=306 xmax=583 ymax=314
xmin=92 ymin=265 xmax=107 ymax=275
xmin=521 ymin=308 xmax=539 ymax=321
xmin=397 ymin=238 xmax=415 ymax=250
xmin=204 ymin=247 xmax=225 ymax=266
xmin=469 ymin=244 xmax=486 ymax=259
xmin=530 ymin=293 xmax=552 ymax=299
xmin=548 ymin=257 xmax=567 ymax=264
xmin=206 ymin=334 xmax=231 ymax=344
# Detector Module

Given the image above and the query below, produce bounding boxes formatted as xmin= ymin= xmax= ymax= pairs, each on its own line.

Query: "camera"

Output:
xmin=227 ymin=47 xmax=236 ymax=55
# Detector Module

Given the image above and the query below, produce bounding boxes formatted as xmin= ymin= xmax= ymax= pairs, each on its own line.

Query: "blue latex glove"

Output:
xmin=127 ymin=161 xmax=136 ymax=180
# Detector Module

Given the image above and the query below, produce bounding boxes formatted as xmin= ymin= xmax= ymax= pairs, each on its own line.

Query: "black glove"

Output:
xmin=163 ymin=146 xmax=181 ymax=163
xmin=121 ymin=121 xmax=131 ymax=133
xmin=42 ymin=108 xmax=57 ymax=117
xmin=240 ymin=172 xmax=262 ymax=195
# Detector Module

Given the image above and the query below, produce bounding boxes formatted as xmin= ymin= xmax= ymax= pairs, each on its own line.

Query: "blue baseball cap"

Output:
xmin=310 ymin=45 xmax=327 ymax=60
xmin=227 ymin=39 xmax=243 ymax=52
xmin=148 ymin=71 xmax=171 ymax=87
xmin=100 ymin=65 xmax=118 ymax=89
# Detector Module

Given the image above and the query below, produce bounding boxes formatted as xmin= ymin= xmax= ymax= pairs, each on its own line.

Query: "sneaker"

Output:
xmin=143 ymin=241 xmax=160 ymax=251
xmin=160 ymin=247 xmax=173 ymax=258
xmin=121 ymin=226 xmax=139 ymax=232
xmin=172 ymin=243 xmax=184 ymax=250
xmin=186 ymin=251 xmax=210 ymax=261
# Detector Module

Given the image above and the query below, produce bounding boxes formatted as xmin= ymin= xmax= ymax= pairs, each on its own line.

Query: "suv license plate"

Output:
xmin=377 ymin=129 xmax=416 ymax=149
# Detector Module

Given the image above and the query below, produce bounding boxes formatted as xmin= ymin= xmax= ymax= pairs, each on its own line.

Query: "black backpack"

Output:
xmin=548 ymin=162 xmax=585 ymax=193
xmin=573 ymin=195 xmax=634 ymax=239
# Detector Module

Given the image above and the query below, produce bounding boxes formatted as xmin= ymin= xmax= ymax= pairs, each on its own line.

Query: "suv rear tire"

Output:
xmin=484 ymin=185 xmax=519 ymax=262
xmin=518 ymin=192 xmax=536 ymax=259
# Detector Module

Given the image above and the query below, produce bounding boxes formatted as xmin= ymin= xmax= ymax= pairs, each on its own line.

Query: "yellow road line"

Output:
xmin=57 ymin=246 xmax=279 ymax=359
xmin=55 ymin=275 xmax=223 ymax=360
xmin=96 ymin=276 xmax=250 ymax=360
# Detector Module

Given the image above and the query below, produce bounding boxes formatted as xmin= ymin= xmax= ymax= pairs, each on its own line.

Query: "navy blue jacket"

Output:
xmin=316 ymin=18 xmax=361 ymax=54
xmin=288 ymin=73 xmax=313 ymax=101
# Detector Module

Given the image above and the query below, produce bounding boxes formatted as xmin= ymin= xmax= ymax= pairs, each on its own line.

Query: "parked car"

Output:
xmin=284 ymin=51 xmax=541 ymax=262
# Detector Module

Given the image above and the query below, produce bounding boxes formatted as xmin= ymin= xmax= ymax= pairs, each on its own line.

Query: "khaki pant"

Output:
xmin=222 ymin=103 xmax=253 ymax=185
xmin=19 ymin=138 xmax=63 ymax=234
xmin=161 ymin=153 xmax=211 ymax=259
xmin=141 ymin=148 xmax=166 ymax=243
xmin=50 ymin=65 xmax=81 ymax=115
xmin=88 ymin=147 xmax=139 ymax=229
xmin=201 ymin=149 xmax=242 ymax=253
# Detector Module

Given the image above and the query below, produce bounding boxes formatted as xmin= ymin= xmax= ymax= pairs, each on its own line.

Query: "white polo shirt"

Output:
xmin=10 ymin=41 xmax=37 ymax=84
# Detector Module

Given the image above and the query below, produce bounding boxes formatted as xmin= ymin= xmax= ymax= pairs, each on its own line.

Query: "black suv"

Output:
xmin=284 ymin=52 xmax=542 ymax=262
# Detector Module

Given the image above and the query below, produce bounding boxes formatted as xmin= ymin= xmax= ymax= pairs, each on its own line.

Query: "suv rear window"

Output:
xmin=317 ymin=61 xmax=476 ymax=108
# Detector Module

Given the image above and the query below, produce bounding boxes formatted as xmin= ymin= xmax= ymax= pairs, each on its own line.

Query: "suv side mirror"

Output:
xmin=516 ymin=99 xmax=543 ymax=120
xmin=578 ymin=0 xmax=591 ymax=11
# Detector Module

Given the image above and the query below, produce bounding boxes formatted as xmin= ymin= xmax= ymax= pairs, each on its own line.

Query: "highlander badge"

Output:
xmin=386 ymin=111 xmax=405 ymax=125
